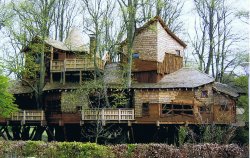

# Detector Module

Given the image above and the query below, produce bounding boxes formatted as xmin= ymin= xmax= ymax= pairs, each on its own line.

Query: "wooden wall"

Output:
xmin=213 ymin=93 xmax=236 ymax=123
xmin=122 ymin=22 xmax=158 ymax=62
xmin=133 ymin=84 xmax=236 ymax=124
xmin=157 ymin=53 xmax=183 ymax=74
xmin=157 ymin=21 xmax=184 ymax=61
xmin=133 ymin=71 xmax=163 ymax=83
xmin=132 ymin=53 xmax=183 ymax=83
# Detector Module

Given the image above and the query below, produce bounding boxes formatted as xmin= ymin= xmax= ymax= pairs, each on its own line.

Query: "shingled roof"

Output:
xmin=8 ymin=81 xmax=34 ymax=94
xmin=132 ymin=67 xmax=215 ymax=89
xmin=43 ymin=82 xmax=80 ymax=91
xmin=213 ymin=82 xmax=239 ymax=97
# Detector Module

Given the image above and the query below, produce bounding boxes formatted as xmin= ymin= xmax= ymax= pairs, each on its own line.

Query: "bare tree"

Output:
xmin=137 ymin=0 xmax=184 ymax=33
xmin=81 ymin=0 xmax=117 ymax=79
xmin=53 ymin=0 xmax=79 ymax=41
xmin=191 ymin=0 xmax=247 ymax=82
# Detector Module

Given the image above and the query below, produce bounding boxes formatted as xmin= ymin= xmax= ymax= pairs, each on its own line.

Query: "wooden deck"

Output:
xmin=50 ymin=58 xmax=104 ymax=72
xmin=10 ymin=110 xmax=45 ymax=125
xmin=82 ymin=109 xmax=134 ymax=123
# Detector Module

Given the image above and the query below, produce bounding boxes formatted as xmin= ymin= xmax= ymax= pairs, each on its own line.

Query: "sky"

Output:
xmin=0 ymin=0 xmax=249 ymax=75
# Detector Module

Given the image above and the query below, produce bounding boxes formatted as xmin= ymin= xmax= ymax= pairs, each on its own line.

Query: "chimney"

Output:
xmin=89 ymin=34 xmax=96 ymax=55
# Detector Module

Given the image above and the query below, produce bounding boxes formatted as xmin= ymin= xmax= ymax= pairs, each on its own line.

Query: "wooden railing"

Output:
xmin=11 ymin=110 xmax=45 ymax=123
xmin=50 ymin=58 xmax=104 ymax=72
xmin=82 ymin=109 xmax=134 ymax=121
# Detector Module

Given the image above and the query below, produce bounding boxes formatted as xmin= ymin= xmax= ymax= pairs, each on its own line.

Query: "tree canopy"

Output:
xmin=0 ymin=72 xmax=17 ymax=118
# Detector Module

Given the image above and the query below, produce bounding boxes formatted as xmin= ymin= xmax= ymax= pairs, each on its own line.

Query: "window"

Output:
xmin=133 ymin=53 xmax=139 ymax=59
xmin=161 ymin=104 xmax=193 ymax=116
xmin=176 ymin=50 xmax=181 ymax=56
xmin=142 ymin=103 xmax=149 ymax=116
xmin=201 ymin=90 xmax=208 ymax=98
xmin=162 ymin=104 xmax=172 ymax=115
xmin=53 ymin=53 xmax=59 ymax=60
xmin=199 ymin=106 xmax=210 ymax=113
xmin=220 ymin=105 xmax=229 ymax=111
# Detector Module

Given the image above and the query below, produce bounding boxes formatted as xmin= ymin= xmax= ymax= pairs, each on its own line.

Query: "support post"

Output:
xmin=118 ymin=109 xmax=121 ymax=122
xmin=63 ymin=60 xmax=66 ymax=85
xmin=50 ymin=72 xmax=53 ymax=83
xmin=79 ymin=71 xmax=82 ymax=84
xmin=63 ymin=71 xmax=65 ymax=85
xmin=22 ymin=110 xmax=26 ymax=125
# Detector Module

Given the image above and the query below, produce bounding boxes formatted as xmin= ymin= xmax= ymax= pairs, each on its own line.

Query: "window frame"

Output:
xmin=161 ymin=103 xmax=193 ymax=117
xmin=201 ymin=90 xmax=208 ymax=98
xmin=220 ymin=104 xmax=229 ymax=111
xmin=142 ymin=102 xmax=149 ymax=116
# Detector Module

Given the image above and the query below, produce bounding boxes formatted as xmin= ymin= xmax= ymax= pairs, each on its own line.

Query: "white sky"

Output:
xmin=0 ymin=0 xmax=249 ymax=75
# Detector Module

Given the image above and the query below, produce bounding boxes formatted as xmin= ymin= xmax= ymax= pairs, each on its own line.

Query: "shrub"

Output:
xmin=0 ymin=141 xmax=247 ymax=158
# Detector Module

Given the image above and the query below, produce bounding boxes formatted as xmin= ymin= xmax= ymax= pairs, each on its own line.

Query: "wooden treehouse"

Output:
xmin=2 ymin=16 xmax=241 ymax=143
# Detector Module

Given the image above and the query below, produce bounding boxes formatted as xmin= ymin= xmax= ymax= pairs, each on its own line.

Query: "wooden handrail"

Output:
xmin=82 ymin=108 xmax=134 ymax=121
xmin=11 ymin=110 xmax=45 ymax=122
xmin=50 ymin=58 xmax=104 ymax=71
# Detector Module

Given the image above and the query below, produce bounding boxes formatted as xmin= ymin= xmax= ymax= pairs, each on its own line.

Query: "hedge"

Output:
xmin=0 ymin=141 xmax=248 ymax=158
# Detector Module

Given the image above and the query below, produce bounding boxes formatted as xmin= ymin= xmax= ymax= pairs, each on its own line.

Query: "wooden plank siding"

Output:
xmin=157 ymin=53 xmax=183 ymax=74
xmin=132 ymin=53 xmax=183 ymax=83
xmin=133 ymin=71 xmax=163 ymax=83
xmin=47 ymin=112 xmax=81 ymax=125
xmin=133 ymin=85 xmax=236 ymax=125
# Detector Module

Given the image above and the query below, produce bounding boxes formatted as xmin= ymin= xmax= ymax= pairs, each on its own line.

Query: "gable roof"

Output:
xmin=121 ymin=16 xmax=187 ymax=48
xmin=137 ymin=16 xmax=187 ymax=48
xmin=213 ymin=82 xmax=239 ymax=98
xmin=132 ymin=67 xmax=214 ymax=89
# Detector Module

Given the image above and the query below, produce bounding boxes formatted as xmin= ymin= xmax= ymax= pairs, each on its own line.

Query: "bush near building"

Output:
xmin=0 ymin=141 xmax=248 ymax=158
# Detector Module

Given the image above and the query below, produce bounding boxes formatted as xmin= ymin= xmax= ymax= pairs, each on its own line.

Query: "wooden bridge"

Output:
xmin=81 ymin=108 xmax=134 ymax=124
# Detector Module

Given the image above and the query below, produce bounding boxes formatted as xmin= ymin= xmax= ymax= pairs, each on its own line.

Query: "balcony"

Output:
xmin=81 ymin=108 xmax=134 ymax=124
xmin=11 ymin=110 xmax=45 ymax=125
xmin=50 ymin=58 xmax=104 ymax=72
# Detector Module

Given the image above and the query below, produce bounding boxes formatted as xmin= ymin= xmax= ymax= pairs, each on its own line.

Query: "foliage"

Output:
xmin=0 ymin=141 xmax=248 ymax=158
xmin=178 ymin=126 xmax=188 ymax=146
xmin=0 ymin=141 xmax=113 ymax=158
xmin=0 ymin=73 xmax=18 ymax=118
xmin=201 ymin=125 xmax=224 ymax=144
xmin=232 ymin=126 xmax=249 ymax=145
xmin=233 ymin=75 xmax=248 ymax=121
xmin=61 ymin=91 xmax=88 ymax=112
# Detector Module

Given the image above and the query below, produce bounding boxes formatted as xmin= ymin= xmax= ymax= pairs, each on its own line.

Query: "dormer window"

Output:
xmin=176 ymin=50 xmax=181 ymax=56
xmin=133 ymin=53 xmax=139 ymax=59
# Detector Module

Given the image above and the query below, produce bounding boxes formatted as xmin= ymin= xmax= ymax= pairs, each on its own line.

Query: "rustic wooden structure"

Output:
xmin=2 ymin=16 xmax=240 ymax=143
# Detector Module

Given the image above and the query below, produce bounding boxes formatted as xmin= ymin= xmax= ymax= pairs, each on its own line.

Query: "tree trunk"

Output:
xmin=205 ymin=0 xmax=215 ymax=74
